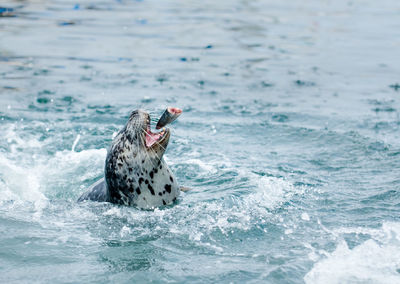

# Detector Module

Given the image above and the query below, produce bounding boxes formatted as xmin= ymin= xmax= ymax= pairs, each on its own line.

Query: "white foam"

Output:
xmin=0 ymin=139 xmax=106 ymax=211
xmin=185 ymin=158 xmax=218 ymax=173
xmin=43 ymin=148 xmax=107 ymax=187
xmin=120 ymin=225 xmax=132 ymax=238
xmin=164 ymin=174 xmax=294 ymax=249
xmin=301 ymin=212 xmax=310 ymax=221
xmin=51 ymin=148 xmax=106 ymax=175
xmin=0 ymin=155 xmax=48 ymax=212
xmin=304 ymin=222 xmax=400 ymax=284
xmin=243 ymin=175 xmax=296 ymax=211
xmin=3 ymin=124 xmax=43 ymax=154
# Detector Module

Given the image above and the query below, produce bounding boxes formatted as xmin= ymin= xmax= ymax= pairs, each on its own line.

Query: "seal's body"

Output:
xmin=78 ymin=109 xmax=180 ymax=209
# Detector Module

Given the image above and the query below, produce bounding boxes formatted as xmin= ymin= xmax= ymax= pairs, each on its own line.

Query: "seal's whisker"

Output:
xmin=146 ymin=147 xmax=164 ymax=169
xmin=145 ymin=142 xmax=162 ymax=168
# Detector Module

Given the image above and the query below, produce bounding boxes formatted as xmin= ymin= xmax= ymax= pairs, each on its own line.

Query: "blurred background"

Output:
xmin=0 ymin=0 xmax=399 ymax=283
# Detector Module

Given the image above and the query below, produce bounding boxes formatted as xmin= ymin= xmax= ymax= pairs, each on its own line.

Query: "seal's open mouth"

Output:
xmin=145 ymin=122 xmax=167 ymax=148
xmin=144 ymin=107 xmax=181 ymax=149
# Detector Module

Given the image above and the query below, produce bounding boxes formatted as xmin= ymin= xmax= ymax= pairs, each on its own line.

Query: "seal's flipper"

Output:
xmin=78 ymin=178 xmax=109 ymax=202
xmin=179 ymin=186 xmax=191 ymax=192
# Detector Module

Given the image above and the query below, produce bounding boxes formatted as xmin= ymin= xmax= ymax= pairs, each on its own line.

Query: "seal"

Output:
xmin=78 ymin=109 xmax=181 ymax=209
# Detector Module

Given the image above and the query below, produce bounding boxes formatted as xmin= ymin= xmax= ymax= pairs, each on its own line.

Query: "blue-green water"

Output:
xmin=1 ymin=0 xmax=400 ymax=283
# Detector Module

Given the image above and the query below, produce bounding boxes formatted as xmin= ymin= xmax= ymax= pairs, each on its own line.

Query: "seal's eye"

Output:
xmin=130 ymin=110 xmax=139 ymax=118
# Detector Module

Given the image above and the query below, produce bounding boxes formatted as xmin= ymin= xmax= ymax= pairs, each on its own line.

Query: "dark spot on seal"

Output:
xmin=118 ymin=163 xmax=123 ymax=169
xmin=163 ymin=191 xmax=165 ymax=194
xmin=110 ymin=191 xmax=121 ymax=203
xmin=136 ymin=187 xmax=141 ymax=195
xmin=142 ymin=159 xmax=144 ymax=163
xmin=159 ymin=165 xmax=162 ymax=169
xmin=165 ymin=184 xmax=171 ymax=193
xmin=143 ymin=197 xmax=146 ymax=201
xmin=172 ymin=197 xmax=177 ymax=202
xmin=129 ymin=186 xmax=134 ymax=193
xmin=163 ymin=200 xmax=166 ymax=206
xmin=139 ymin=177 xmax=144 ymax=184
xmin=170 ymin=176 xmax=173 ymax=182
xmin=129 ymin=167 xmax=133 ymax=173
xmin=158 ymin=192 xmax=162 ymax=196
xmin=148 ymin=184 xmax=155 ymax=195
xmin=154 ymin=169 xmax=158 ymax=174
xmin=149 ymin=171 xmax=154 ymax=179
xmin=145 ymin=179 xmax=149 ymax=184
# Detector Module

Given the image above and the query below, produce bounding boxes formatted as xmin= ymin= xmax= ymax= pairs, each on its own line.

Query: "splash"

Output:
xmin=0 ymin=155 xmax=47 ymax=214
xmin=304 ymin=222 xmax=400 ymax=284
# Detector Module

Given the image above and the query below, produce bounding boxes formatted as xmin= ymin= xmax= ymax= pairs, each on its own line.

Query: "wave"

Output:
xmin=305 ymin=222 xmax=400 ymax=284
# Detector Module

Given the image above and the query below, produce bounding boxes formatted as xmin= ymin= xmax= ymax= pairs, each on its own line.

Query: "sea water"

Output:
xmin=0 ymin=0 xmax=399 ymax=283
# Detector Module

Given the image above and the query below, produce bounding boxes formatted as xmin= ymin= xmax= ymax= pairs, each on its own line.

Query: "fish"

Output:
xmin=156 ymin=107 xmax=182 ymax=129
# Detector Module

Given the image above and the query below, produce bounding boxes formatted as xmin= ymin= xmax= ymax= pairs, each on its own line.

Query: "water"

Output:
xmin=1 ymin=0 xmax=400 ymax=283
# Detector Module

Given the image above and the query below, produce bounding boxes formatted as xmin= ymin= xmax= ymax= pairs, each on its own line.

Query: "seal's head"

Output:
xmin=124 ymin=109 xmax=171 ymax=159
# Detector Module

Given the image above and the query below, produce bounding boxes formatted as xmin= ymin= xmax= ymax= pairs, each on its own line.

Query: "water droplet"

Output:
xmin=301 ymin=212 xmax=310 ymax=221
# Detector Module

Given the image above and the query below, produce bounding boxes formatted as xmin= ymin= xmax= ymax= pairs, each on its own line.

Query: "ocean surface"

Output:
xmin=1 ymin=0 xmax=400 ymax=283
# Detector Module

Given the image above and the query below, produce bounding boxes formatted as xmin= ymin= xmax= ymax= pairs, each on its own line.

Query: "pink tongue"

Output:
xmin=146 ymin=132 xmax=161 ymax=147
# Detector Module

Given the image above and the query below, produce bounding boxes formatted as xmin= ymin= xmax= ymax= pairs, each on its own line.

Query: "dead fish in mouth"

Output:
xmin=156 ymin=107 xmax=182 ymax=130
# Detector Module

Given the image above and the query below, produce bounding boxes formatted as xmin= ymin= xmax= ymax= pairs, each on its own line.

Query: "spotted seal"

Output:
xmin=78 ymin=109 xmax=182 ymax=209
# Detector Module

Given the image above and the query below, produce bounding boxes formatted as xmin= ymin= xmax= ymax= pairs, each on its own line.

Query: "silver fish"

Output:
xmin=156 ymin=107 xmax=182 ymax=129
